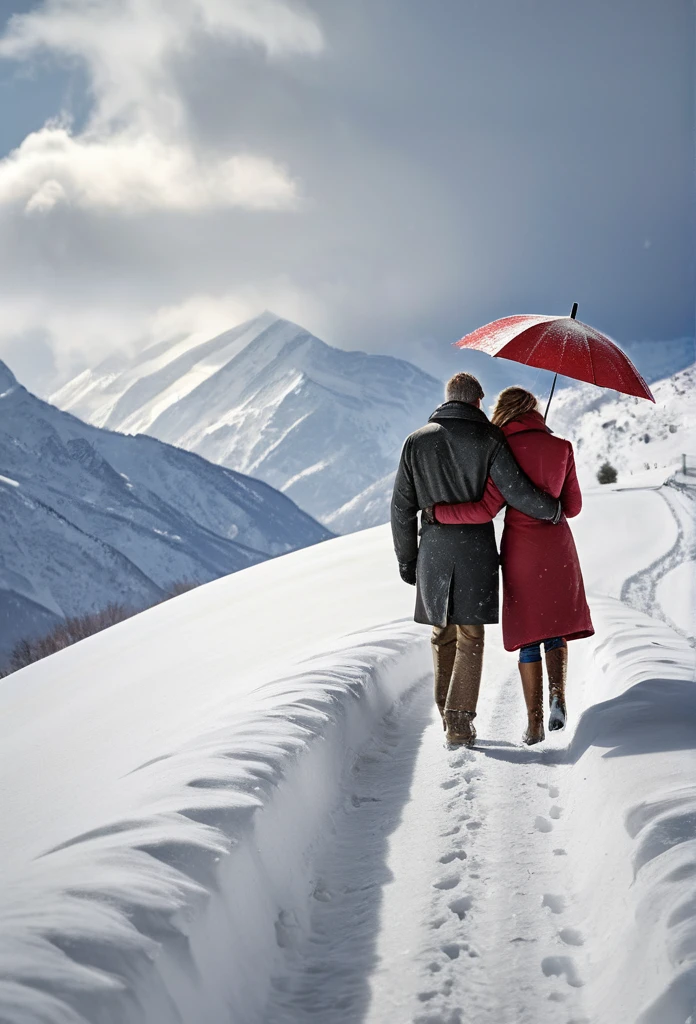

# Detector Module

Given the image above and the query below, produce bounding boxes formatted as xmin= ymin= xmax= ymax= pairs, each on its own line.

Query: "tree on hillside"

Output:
xmin=597 ymin=461 xmax=618 ymax=485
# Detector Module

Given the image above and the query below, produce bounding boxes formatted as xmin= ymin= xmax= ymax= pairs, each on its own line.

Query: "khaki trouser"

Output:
xmin=431 ymin=624 xmax=485 ymax=714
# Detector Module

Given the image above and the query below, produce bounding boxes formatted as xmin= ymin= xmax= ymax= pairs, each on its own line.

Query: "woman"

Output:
xmin=432 ymin=387 xmax=593 ymax=745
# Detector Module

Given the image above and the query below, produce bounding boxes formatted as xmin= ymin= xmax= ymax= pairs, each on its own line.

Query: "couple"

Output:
xmin=391 ymin=371 xmax=593 ymax=748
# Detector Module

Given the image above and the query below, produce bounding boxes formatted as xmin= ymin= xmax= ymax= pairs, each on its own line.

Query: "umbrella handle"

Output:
xmin=544 ymin=372 xmax=558 ymax=423
xmin=544 ymin=303 xmax=576 ymax=422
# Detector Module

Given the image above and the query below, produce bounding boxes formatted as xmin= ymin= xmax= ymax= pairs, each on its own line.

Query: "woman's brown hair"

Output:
xmin=490 ymin=386 xmax=539 ymax=428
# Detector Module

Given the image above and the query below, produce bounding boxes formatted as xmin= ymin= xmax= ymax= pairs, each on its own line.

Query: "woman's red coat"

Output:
xmin=435 ymin=410 xmax=594 ymax=651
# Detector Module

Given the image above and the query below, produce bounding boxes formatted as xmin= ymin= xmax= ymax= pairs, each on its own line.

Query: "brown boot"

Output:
xmin=444 ymin=709 xmax=477 ymax=747
xmin=546 ymin=645 xmax=568 ymax=731
xmin=445 ymin=624 xmax=484 ymax=713
xmin=431 ymin=627 xmax=457 ymax=731
xmin=519 ymin=661 xmax=544 ymax=745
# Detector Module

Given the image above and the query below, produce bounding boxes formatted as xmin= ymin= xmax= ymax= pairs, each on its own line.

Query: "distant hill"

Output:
xmin=0 ymin=360 xmax=330 ymax=667
xmin=549 ymin=361 xmax=695 ymax=486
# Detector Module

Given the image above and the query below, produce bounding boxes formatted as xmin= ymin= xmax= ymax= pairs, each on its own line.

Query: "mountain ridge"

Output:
xmin=52 ymin=314 xmax=445 ymax=526
xmin=0 ymin=360 xmax=330 ymax=667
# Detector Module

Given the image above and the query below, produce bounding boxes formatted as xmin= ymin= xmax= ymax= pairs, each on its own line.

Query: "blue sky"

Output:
xmin=0 ymin=0 xmax=693 ymax=393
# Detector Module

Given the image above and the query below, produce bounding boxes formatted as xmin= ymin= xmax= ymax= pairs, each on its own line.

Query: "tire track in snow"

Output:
xmin=620 ymin=485 xmax=695 ymax=643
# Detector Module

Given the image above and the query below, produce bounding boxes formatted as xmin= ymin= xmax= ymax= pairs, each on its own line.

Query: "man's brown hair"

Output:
xmin=445 ymin=372 xmax=484 ymax=405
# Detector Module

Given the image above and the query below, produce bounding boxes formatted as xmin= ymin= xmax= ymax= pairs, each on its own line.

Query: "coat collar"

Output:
xmin=429 ymin=401 xmax=490 ymax=425
xmin=502 ymin=410 xmax=551 ymax=436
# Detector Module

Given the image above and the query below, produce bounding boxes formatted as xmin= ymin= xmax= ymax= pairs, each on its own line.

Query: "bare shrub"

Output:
xmin=3 ymin=603 xmax=135 ymax=675
xmin=2 ymin=579 xmax=203 ymax=677
xmin=161 ymin=579 xmax=200 ymax=601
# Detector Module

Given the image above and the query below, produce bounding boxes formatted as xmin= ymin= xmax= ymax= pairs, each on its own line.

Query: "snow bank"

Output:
xmin=0 ymin=525 xmax=430 ymax=1023
xmin=565 ymin=597 xmax=696 ymax=1023
xmin=0 ymin=621 xmax=429 ymax=1024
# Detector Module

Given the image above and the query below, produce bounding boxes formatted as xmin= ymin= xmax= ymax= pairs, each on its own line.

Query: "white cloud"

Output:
xmin=0 ymin=125 xmax=298 ymax=214
xmin=0 ymin=0 xmax=323 ymax=133
xmin=148 ymin=288 xmax=323 ymax=349
xmin=0 ymin=0 xmax=321 ymax=214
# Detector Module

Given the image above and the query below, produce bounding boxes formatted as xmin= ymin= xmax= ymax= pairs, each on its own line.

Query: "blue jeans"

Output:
xmin=519 ymin=637 xmax=566 ymax=663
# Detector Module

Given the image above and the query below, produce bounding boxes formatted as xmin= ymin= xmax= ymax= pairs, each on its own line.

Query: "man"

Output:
xmin=391 ymin=372 xmax=561 ymax=747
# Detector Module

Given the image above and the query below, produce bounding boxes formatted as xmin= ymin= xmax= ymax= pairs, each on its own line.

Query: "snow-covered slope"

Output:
xmin=324 ymin=470 xmax=397 ymax=534
xmin=549 ymin=362 xmax=696 ymax=488
xmin=1 ymin=471 xmax=695 ymax=1023
xmin=51 ymin=313 xmax=444 ymax=527
xmin=0 ymin=360 xmax=330 ymax=667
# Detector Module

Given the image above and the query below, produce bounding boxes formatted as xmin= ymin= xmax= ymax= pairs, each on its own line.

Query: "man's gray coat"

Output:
xmin=390 ymin=401 xmax=560 ymax=626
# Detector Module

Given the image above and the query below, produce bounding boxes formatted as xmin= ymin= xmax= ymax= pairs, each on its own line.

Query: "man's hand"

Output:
xmin=421 ymin=506 xmax=436 ymax=525
xmin=398 ymin=559 xmax=417 ymax=586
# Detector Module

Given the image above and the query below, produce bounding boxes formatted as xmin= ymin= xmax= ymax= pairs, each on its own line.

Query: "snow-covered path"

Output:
xmin=265 ymin=632 xmax=593 ymax=1024
xmin=1 ymin=482 xmax=695 ymax=1024
xmin=264 ymin=483 xmax=695 ymax=1024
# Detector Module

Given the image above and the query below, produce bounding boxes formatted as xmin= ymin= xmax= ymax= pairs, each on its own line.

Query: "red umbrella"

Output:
xmin=455 ymin=303 xmax=655 ymax=420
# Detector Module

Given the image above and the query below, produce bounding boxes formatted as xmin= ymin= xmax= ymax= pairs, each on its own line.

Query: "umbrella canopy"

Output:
xmin=455 ymin=311 xmax=655 ymax=402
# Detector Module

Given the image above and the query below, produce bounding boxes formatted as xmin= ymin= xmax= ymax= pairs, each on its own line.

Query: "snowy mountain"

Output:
xmin=549 ymin=361 xmax=696 ymax=487
xmin=51 ymin=313 xmax=445 ymax=527
xmin=0 ymin=360 xmax=330 ymax=667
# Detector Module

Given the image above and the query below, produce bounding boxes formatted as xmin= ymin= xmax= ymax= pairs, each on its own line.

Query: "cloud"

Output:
xmin=147 ymin=289 xmax=322 ymax=350
xmin=0 ymin=124 xmax=298 ymax=213
xmin=0 ymin=0 xmax=321 ymax=215
xmin=0 ymin=0 xmax=691 ymax=398
xmin=0 ymin=0 xmax=323 ymax=133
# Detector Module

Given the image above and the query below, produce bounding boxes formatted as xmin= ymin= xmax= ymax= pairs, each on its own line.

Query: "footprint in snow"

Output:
xmin=440 ymin=824 xmax=460 ymax=837
xmin=414 ymin=1009 xmax=462 ymax=1024
xmin=553 ymin=848 xmax=567 ymax=856
xmin=449 ymin=752 xmax=474 ymax=768
xmin=541 ymin=956 xmax=584 ymax=988
xmin=549 ymin=805 xmax=563 ymax=819
xmin=534 ymin=816 xmax=553 ymax=833
xmin=439 ymin=850 xmax=467 ymax=864
xmin=542 ymin=893 xmax=566 ymax=914
xmin=559 ymin=928 xmax=584 ymax=947
xmin=448 ymin=895 xmax=472 ymax=920
xmin=441 ymin=942 xmax=462 ymax=960
xmin=441 ymin=778 xmax=460 ymax=791
xmin=433 ymin=873 xmax=461 ymax=891
xmin=466 ymin=820 xmax=482 ymax=830
xmin=548 ymin=785 xmax=560 ymax=798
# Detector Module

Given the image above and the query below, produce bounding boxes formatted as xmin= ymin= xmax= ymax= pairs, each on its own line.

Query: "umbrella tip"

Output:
xmin=570 ymin=302 xmax=578 ymax=319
